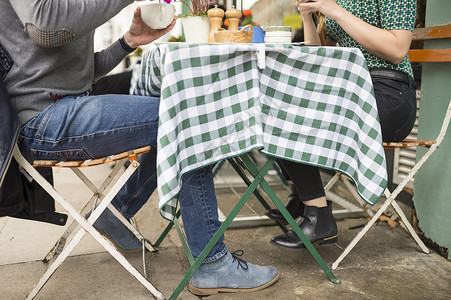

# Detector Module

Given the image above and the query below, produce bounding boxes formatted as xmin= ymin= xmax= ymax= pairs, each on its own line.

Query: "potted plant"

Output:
xmin=164 ymin=0 xmax=212 ymax=43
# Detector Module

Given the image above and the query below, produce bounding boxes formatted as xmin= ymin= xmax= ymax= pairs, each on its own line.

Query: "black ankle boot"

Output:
xmin=270 ymin=201 xmax=337 ymax=250
xmin=266 ymin=184 xmax=305 ymax=225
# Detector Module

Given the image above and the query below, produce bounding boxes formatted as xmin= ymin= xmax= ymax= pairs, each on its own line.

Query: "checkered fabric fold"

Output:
xmin=134 ymin=43 xmax=387 ymax=221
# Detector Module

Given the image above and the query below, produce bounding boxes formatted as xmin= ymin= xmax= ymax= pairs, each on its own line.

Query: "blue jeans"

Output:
xmin=19 ymin=93 xmax=226 ymax=261
xmin=178 ymin=165 xmax=227 ymax=262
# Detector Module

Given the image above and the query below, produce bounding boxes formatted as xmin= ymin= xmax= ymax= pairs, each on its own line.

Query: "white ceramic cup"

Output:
xmin=264 ymin=26 xmax=293 ymax=44
xmin=140 ymin=2 xmax=175 ymax=29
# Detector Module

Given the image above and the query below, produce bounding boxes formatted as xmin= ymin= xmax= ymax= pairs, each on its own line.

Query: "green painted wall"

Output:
xmin=413 ymin=0 xmax=451 ymax=260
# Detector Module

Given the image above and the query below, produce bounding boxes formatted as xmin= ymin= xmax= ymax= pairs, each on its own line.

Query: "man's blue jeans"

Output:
xmin=18 ymin=93 xmax=226 ymax=261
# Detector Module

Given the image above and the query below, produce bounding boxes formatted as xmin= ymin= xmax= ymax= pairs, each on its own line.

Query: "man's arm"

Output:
xmin=9 ymin=0 xmax=133 ymax=48
xmin=93 ymin=6 xmax=176 ymax=81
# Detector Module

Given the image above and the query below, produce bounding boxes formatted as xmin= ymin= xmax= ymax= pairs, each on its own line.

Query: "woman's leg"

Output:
xmin=270 ymin=159 xmax=337 ymax=250
xmin=372 ymin=75 xmax=417 ymax=142
xmin=279 ymin=160 xmax=326 ymax=203
xmin=265 ymin=159 xmax=304 ymax=223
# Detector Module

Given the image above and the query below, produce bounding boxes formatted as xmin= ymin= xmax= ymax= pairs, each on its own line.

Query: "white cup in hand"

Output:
xmin=140 ymin=2 xmax=176 ymax=29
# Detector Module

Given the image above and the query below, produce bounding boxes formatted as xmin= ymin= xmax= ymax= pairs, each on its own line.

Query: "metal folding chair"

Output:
xmin=329 ymin=99 xmax=451 ymax=269
xmin=12 ymin=144 xmax=164 ymax=300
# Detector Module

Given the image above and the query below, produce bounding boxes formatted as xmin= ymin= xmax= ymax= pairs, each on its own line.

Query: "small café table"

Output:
xmin=134 ymin=42 xmax=388 ymax=299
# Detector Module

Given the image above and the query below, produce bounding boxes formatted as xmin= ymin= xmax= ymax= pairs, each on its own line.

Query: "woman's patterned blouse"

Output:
xmin=325 ymin=0 xmax=416 ymax=78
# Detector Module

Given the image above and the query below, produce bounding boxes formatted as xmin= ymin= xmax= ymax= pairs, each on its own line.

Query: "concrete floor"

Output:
xmin=1 ymin=158 xmax=450 ymax=299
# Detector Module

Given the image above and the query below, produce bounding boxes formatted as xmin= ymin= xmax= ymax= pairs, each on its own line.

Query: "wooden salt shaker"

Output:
xmin=208 ymin=5 xmax=225 ymax=42
xmin=225 ymin=6 xmax=242 ymax=31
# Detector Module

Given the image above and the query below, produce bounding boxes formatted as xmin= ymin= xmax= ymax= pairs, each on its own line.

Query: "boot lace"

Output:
xmin=231 ymin=250 xmax=248 ymax=270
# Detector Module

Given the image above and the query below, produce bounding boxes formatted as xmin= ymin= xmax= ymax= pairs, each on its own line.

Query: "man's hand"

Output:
xmin=123 ymin=6 xmax=177 ymax=49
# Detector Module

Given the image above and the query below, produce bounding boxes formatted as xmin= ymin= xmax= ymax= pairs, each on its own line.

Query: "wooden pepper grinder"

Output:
xmin=208 ymin=5 xmax=225 ymax=42
xmin=225 ymin=6 xmax=242 ymax=31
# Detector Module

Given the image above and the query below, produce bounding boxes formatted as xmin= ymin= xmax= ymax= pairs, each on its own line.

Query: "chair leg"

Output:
xmin=390 ymin=199 xmax=429 ymax=253
xmin=14 ymin=147 xmax=164 ymax=300
xmin=44 ymin=162 xmax=155 ymax=265
xmin=330 ymin=100 xmax=451 ymax=270
xmin=152 ymin=210 xmax=181 ymax=248
xmin=331 ymin=192 xmax=395 ymax=270
xmin=43 ymin=162 xmax=126 ymax=262
xmin=331 ymin=142 xmax=440 ymax=270
xmin=325 ymin=172 xmax=374 ymax=217
xmin=72 ymin=164 xmax=155 ymax=251
xmin=28 ymin=226 xmax=165 ymax=300
xmin=341 ymin=175 xmax=374 ymax=216
xmin=323 ymin=171 xmax=340 ymax=192
xmin=25 ymin=228 xmax=83 ymax=299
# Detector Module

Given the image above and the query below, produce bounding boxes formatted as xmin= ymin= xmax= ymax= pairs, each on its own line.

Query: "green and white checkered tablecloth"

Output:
xmin=134 ymin=43 xmax=387 ymax=221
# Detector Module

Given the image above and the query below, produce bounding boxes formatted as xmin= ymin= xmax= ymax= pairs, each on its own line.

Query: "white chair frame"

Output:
xmin=330 ymin=99 xmax=451 ymax=270
xmin=13 ymin=145 xmax=164 ymax=300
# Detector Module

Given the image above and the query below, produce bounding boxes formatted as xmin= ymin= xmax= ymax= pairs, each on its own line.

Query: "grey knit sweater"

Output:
xmin=1 ymin=0 xmax=134 ymax=125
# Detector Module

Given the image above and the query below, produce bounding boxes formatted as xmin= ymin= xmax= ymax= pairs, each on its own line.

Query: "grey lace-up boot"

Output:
xmin=189 ymin=250 xmax=279 ymax=296
xmin=91 ymin=208 xmax=142 ymax=253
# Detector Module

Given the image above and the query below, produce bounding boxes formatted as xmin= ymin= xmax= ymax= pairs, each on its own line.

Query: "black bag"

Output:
xmin=0 ymin=50 xmax=18 ymax=187
xmin=0 ymin=42 xmax=13 ymax=80
xmin=1 ymin=158 xmax=67 ymax=225
xmin=0 ymin=46 xmax=66 ymax=226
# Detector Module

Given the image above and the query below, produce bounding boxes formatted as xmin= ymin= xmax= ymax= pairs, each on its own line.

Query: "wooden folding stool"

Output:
xmin=13 ymin=144 xmax=164 ymax=300
xmin=41 ymin=151 xmax=155 ymax=263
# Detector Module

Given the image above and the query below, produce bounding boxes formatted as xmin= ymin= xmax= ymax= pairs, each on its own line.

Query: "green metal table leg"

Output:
xmin=152 ymin=210 xmax=181 ymax=247
xmin=228 ymin=156 xmax=288 ymax=233
xmin=173 ymin=216 xmax=195 ymax=266
xmin=265 ymin=154 xmax=289 ymax=186
xmin=228 ymin=157 xmax=272 ymax=211
xmin=212 ymin=159 xmax=226 ymax=177
xmin=240 ymin=155 xmax=341 ymax=284
xmin=168 ymin=154 xmax=275 ymax=300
